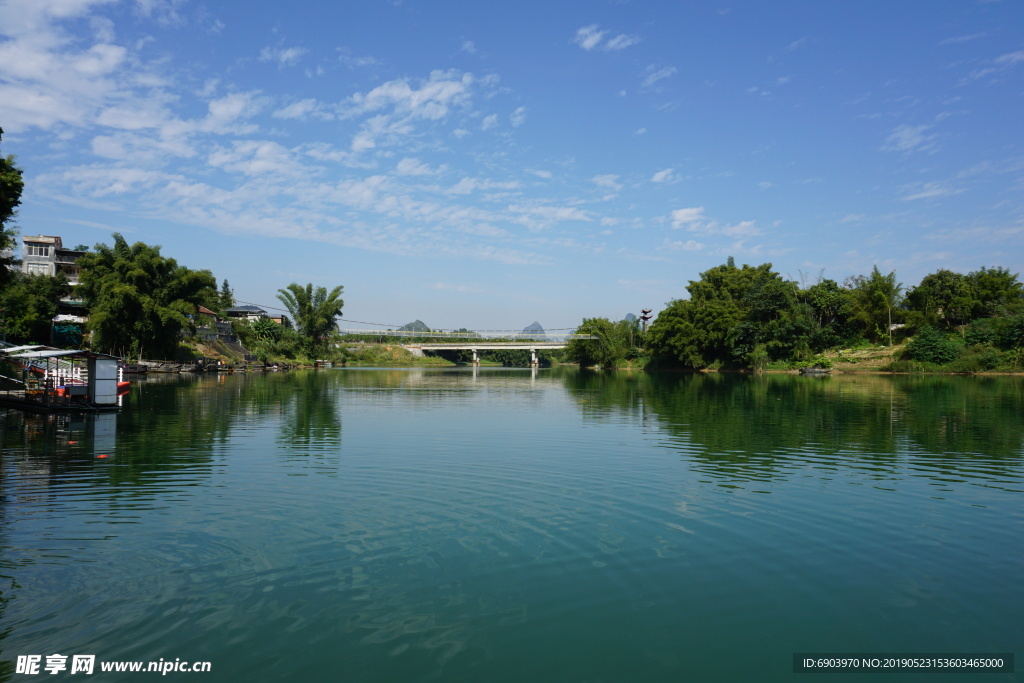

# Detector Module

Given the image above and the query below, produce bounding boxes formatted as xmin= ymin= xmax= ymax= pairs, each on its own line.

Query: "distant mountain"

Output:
xmin=399 ymin=320 xmax=430 ymax=332
xmin=521 ymin=321 xmax=545 ymax=339
xmin=623 ymin=313 xmax=637 ymax=322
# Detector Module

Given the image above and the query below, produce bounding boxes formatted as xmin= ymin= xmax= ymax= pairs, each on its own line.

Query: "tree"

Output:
xmin=564 ymin=317 xmax=635 ymax=368
xmin=968 ymin=266 xmax=1023 ymax=318
xmin=649 ymin=259 xmax=801 ymax=368
xmin=276 ymin=282 xmax=344 ymax=358
xmin=77 ymin=233 xmax=217 ymax=359
xmin=0 ymin=272 xmax=69 ymax=343
xmin=0 ymin=127 xmax=24 ymax=287
xmin=847 ymin=266 xmax=903 ymax=345
xmin=906 ymin=269 xmax=978 ymax=330
xmin=803 ymin=278 xmax=856 ymax=350
xmin=219 ymin=279 xmax=234 ymax=310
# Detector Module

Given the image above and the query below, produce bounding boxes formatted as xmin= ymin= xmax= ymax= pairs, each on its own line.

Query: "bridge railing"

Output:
xmin=337 ymin=329 xmax=595 ymax=342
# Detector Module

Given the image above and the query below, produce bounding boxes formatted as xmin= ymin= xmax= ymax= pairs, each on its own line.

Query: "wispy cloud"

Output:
xmin=964 ymin=49 xmax=1024 ymax=82
xmin=940 ymin=32 xmax=986 ymax=45
xmin=642 ymin=65 xmax=677 ymax=88
xmin=900 ymin=181 xmax=963 ymax=201
xmin=593 ymin=174 xmax=622 ymax=191
xmin=509 ymin=106 xmax=527 ymax=127
xmin=259 ymin=45 xmax=308 ymax=67
xmin=651 ymin=168 xmax=675 ymax=183
xmin=670 ymin=207 xmax=706 ymax=226
xmin=785 ymin=36 xmax=812 ymax=52
xmin=572 ymin=24 xmax=640 ymax=52
xmin=573 ymin=24 xmax=606 ymax=51
xmin=881 ymin=124 xmax=937 ymax=153
xmin=670 ymin=207 xmax=761 ymax=237
xmin=659 ymin=238 xmax=705 ymax=252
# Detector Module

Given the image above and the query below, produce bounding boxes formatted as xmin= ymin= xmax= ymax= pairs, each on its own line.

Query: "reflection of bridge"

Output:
xmin=336 ymin=329 xmax=596 ymax=366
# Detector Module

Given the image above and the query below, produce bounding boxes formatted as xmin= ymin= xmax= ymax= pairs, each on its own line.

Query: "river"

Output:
xmin=1 ymin=368 xmax=1021 ymax=681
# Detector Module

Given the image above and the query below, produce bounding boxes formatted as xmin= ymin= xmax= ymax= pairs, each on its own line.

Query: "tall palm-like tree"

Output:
xmin=276 ymin=282 xmax=344 ymax=357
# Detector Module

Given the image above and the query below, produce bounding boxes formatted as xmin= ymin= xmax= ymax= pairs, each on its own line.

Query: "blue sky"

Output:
xmin=1 ymin=0 xmax=1022 ymax=332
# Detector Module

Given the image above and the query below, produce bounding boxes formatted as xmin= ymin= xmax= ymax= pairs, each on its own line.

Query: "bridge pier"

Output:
xmin=471 ymin=349 xmax=479 ymax=365
xmin=530 ymin=348 xmax=538 ymax=367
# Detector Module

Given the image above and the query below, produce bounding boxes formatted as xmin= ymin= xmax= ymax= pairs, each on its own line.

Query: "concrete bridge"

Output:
xmin=403 ymin=340 xmax=579 ymax=366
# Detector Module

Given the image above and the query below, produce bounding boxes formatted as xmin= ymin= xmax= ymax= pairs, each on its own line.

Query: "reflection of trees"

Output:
xmin=895 ymin=375 xmax=1024 ymax=458
xmin=561 ymin=371 xmax=1024 ymax=484
xmin=560 ymin=368 xmax=650 ymax=420
xmin=277 ymin=371 xmax=341 ymax=455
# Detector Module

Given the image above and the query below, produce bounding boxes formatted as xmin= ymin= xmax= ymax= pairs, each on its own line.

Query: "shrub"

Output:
xmin=905 ymin=326 xmax=962 ymax=364
xmin=1001 ymin=314 xmax=1024 ymax=349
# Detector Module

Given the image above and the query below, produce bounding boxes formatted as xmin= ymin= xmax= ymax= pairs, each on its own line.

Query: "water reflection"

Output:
xmin=276 ymin=371 xmax=341 ymax=456
xmin=0 ymin=369 xmax=1021 ymax=682
xmin=562 ymin=371 xmax=1024 ymax=490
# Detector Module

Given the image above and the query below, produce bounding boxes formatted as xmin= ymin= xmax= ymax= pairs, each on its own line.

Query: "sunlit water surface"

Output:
xmin=2 ymin=369 xmax=1022 ymax=681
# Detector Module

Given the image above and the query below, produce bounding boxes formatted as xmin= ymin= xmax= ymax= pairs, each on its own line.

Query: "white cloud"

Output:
xmin=572 ymin=24 xmax=639 ymax=52
xmin=208 ymin=140 xmax=305 ymax=177
xmin=940 ymin=32 xmax=986 ymax=45
xmin=785 ymin=36 xmax=812 ymax=52
xmin=994 ymin=51 xmax=1024 ymax=66
xmin=338 ymin=71 xmax=478 ymax=151
xmin=447 ymin=177 xmax=520 ymax=195
xmin=604 ymin=33 xmax=641 ymax=51
xmin=426 ymin=282 xmax=480 ymax=292
xmin=659 ymin=238 xmax=705 ymax=252
xmin=670 ymin=207 xmax=706 ymax=226
xmin=460 ymin=40 xmax=476 ymax=54
xmin=342 ymin=70 xmax=474 ymax=121
xmin=481 ymin=113 xmax=498 ymax=131
xmin=651 ymin=168 xmax=675 ymax=183
xmin=593 ymin=174 xmax=622 ymax=191
xmin=259 ymin=45 xmax=308 ymax=67
xmin=964 ymin=50 xmax=1024 ymax=82
xmin=900 ymin=181 xmax=963 ymax=201
xmin=507 ymin=203 xmax=592 ymax=230
xmin=642 ymin=65 xmax=677 ymax=88
xmin=573 ymin=24 xmax=607 ymax=51
xmin=396 ymin=157 xmax=436 ymax=176
xmin=509 ymin=106 xmax=527 ymax=127
xmin=881 ymin=124 xmax=937 ymax=153
xmin=670 ymin=207 xmax=761 ymax=237
xmin=273 ymin=98 xmax=322 ymax=120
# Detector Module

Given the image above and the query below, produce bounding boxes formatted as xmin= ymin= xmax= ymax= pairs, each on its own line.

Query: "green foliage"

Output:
xmin=77 ymin=233 xmax=217 ymax=358
xmin=1002 ymin=314 xmax=1024 ymax=349
xmin=963 ymin=317 xmax=1004 ymax=347
xmin=219 ymin=279 xmax=234 ymax=311
xmin=906 ymin=269 xmax=978 ymax=329
xmin=0 ymin=127 xmax=24 ymax=287
xmin=649 ymin=260 xmax=814 ymax=369
xmin=0 ymin=272 xmax=69 ymax=343
xmin=904 ymin=326 xmax=962 ymax=365
xmin=276 ymin=282 xmax=344 ymax=358
xmin=948 ymin=345 xmax=1003 ymax=373
xmin=564 ymin=317 xmax=639 ymax=368
xmin=968 ymin=266 xmax=1023 ymax=317
xmin=847 ymin=266 xmax=902 ymax=344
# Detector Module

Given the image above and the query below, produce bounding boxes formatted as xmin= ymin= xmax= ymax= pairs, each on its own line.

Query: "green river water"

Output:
xmin=1 ymin=368 xmax=1022 ymax=682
